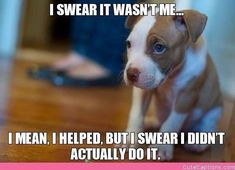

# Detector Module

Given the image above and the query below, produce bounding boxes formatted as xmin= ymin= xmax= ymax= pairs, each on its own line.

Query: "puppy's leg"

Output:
xmin=152 ymin=83 xmax=201 ymax=161
xmin=124 ymin=87 xmax=152 ymax=147
xmin=184 ymin=106 xmax=222 ymax=153
xmin=150 ymin=111 xmax=188 ymax=161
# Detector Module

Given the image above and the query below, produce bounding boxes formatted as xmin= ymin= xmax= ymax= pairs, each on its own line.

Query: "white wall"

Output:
xmin=0 ymin=0 xmax=22 ymax=57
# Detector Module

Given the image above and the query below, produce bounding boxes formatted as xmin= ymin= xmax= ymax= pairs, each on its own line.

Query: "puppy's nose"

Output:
xmin=127 ymin=67 xmax=140 ymax=82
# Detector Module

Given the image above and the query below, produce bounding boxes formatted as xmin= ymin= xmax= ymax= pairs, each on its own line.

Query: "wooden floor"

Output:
xmin=0 ymin=49 xmax=234 ymax=162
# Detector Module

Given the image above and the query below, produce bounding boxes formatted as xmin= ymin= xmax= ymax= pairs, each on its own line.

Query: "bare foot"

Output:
xmin=51 ymin=52 xmax=85 ymax=70
xmin=51 ymin=51 xmax=110 ymax=79
xmin=67 ymin=59 xmax=110 ymax=79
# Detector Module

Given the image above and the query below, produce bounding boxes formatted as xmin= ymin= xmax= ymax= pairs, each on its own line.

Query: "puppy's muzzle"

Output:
xmin=126 ymin=67 xmax=140 ymax=83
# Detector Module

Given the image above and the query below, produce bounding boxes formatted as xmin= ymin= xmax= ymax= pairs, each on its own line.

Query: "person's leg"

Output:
xmin=76 ymin=14 xmax=128 ymax=76
xmin=65 ymin=9 xmax=111 ymax=79
xmin=52 ymin=0 xmax=135 ymax=80
xmin=66 ymin=0 xmax=135 ymax=79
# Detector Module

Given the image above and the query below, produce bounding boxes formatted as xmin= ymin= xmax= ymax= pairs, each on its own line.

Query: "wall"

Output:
xmin=0 ymin=0 xmax=22 ymax=57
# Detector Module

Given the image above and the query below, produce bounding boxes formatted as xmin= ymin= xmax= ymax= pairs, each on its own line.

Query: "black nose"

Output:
xmin=127 ymin=67 xmax=140 ymax=82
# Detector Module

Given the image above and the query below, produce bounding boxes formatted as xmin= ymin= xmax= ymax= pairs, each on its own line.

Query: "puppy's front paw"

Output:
xmin=149 ymin=144 xmax=173 ymax=161
xmin=184 ymin=143 xmax=209 ymax=153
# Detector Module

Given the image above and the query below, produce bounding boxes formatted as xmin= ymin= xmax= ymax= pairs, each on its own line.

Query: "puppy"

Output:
xmin=123 ymin=10 xmax=222 ymax=161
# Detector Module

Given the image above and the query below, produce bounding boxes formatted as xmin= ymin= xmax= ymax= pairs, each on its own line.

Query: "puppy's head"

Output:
xmin=124 ymin=10 xmax=207 ymax=89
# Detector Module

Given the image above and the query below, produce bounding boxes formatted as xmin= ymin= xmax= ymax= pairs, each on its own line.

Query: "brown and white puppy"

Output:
xmin=123 ymin=10 xmax=222 ymax=161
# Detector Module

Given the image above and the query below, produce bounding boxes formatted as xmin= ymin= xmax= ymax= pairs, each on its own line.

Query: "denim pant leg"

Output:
xmin=70 ymin=0 xmax=135 ymax=76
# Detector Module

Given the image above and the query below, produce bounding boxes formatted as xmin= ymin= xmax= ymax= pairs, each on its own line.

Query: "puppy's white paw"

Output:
xmin=149 ymin=144 xmax=173 ymax=161
xmin=184 ymin=144 xmax=209 ymax=153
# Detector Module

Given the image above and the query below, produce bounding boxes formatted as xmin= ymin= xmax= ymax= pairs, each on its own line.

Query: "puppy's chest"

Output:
xmin=154 ymin=81 xmax=178 ymax=122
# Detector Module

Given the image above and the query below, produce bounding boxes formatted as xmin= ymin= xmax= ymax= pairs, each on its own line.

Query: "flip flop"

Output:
xmin=50 ymin=71 xmax=121 ymax=87
xmin=27 ymin=65 xmax=65 ymax=80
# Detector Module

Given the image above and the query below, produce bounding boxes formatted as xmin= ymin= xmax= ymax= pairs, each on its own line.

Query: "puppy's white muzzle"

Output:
xmin=124 ymin=57 xmax=165 ymax=89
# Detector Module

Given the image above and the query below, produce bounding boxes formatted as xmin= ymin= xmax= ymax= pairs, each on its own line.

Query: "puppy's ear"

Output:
xmin=125 ymin=16 xmax=141 ymax=29
xmin=174 ymin=10 xmax=207 ymax=43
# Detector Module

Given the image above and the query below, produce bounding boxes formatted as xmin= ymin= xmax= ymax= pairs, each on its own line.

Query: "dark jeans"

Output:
xmin=70 ymin=0 xmax=135 ymax=76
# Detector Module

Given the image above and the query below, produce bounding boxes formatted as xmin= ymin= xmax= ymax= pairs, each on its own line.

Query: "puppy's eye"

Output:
xmin=126 ymin=40 xmax=131 ymax=48
xmin=153 ymin=42 xmax=166 ymax=54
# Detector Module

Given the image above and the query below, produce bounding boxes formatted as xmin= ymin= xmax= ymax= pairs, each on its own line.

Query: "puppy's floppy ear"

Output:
xmin=174 ymin=10 xmax=207 ymax=43
xmin=125 ymin=16 xmax=141 ymax=29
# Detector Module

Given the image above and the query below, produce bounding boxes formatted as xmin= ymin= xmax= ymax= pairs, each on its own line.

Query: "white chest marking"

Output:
xmin=174 ymin=40 xmax=207 ymax=90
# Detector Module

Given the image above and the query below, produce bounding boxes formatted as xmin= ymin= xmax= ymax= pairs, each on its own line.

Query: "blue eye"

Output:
xmin=153 ymin=43 xmax=166 ymax=54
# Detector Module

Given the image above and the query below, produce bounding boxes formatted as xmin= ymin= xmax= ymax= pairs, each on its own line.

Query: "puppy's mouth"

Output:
xmin=142 ymin=66 xmax=175 ymax=88
xmin=127 ymin=75 xmax=165 ymax=90
xmin=132 ymin=79 xmax=156 ymax=89
xmin=124 ymin=64 xmax=174 ymax=89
